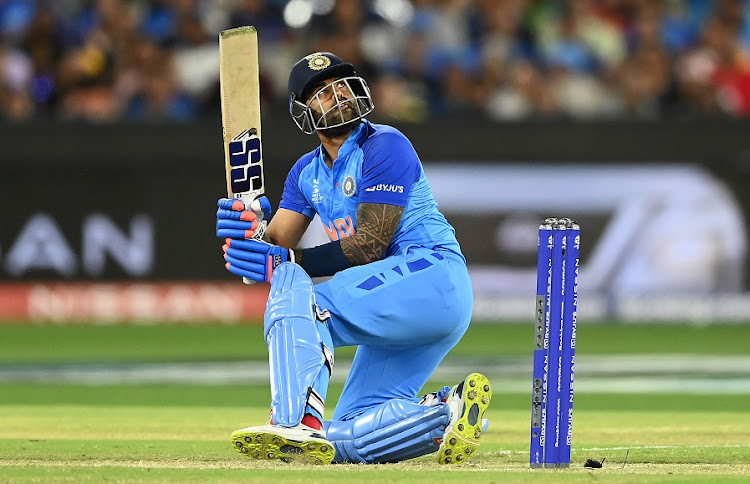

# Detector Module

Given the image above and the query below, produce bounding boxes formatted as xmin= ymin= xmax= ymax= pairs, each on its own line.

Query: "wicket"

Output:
xmin=530 ymin=217 xmax=579 ymax=468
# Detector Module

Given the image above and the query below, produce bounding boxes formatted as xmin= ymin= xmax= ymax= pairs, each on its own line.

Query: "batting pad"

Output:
xmin=324 ymin=399 xmax=450 ymax=463
xmin=265 ymin=263 xmax=333 ymax=427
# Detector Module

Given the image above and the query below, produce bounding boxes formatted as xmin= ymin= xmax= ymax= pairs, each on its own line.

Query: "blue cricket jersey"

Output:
xmin=279 ymin=120 xmax=464 ymax=261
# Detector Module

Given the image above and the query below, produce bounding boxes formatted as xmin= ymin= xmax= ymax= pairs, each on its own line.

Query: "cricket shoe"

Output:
xmin=437 ymin=372 xmax=492 ymax=465
xmin=230 ymin=424 xmax=335 ymax=464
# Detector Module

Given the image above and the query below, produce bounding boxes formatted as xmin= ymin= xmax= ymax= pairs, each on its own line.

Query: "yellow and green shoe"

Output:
xmin=230 ymin=424 xmax=335 ymax=465
xmin=437 ymin=372 xmax=493 ymax=464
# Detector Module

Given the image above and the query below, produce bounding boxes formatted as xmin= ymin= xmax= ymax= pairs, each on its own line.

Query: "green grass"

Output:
xmin=0 ymin=390 xmax=749 ymax=483
xmin=2 ymin=322 xmax=750 ymax=363
xmin=1 ymin=323 xmax=749 ymax=482
xmin=1 ymin=383 xmax=749 ymax=412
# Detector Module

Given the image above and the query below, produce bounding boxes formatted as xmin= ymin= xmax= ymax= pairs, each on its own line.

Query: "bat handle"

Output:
xmin=241 ymin=218 xmax=267 ymax=285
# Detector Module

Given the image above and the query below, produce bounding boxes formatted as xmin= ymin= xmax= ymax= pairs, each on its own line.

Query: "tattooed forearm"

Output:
xmin=340 ymin=203 xmax=403 ymax=266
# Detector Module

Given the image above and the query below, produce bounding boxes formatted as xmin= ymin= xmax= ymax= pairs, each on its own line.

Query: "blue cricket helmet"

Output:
xmin=288 ymin=52 xmax=374 ymax=135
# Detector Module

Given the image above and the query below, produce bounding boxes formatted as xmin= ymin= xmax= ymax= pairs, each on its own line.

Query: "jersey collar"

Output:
xmin=318 ymin=121 xmax=370 ymax=164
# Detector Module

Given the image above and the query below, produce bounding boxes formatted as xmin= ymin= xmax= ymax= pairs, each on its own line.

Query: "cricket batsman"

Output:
xmin=216 ymin=52 xmax=491 ymax=464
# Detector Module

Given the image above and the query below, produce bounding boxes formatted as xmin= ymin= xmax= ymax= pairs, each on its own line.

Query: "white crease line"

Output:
xmin=579 ymin=444 xmax=750 ymax=451
xmin=491 ymin=444 xmax=750 ymax=455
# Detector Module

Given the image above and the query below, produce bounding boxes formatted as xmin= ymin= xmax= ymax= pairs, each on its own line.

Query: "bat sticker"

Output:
xmin=228 ymin=128 xmax=264 ymax=196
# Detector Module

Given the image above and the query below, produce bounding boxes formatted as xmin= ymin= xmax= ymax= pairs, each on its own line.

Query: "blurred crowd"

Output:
xmin=1 ymin=0 xmax=750 ymax=123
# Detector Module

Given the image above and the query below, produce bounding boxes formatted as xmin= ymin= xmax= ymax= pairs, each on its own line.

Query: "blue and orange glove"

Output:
xmin=222 ymin=238 xmax=295 ymax=283
xmin=216 ymin=196 xmax=272 ymax=240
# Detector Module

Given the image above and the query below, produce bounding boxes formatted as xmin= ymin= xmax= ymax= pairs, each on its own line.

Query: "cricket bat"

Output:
xmin=219 ymin=26 xmax=266 ymax=284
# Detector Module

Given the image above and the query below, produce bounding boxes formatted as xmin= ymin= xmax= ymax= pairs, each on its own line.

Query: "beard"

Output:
xmin=323 ymin=100 xmax=358 ymax=125
xmin=320 ymin=121 xmax=359 ymax=137
xmin=316 ymin=100 xmax=361 ymax=136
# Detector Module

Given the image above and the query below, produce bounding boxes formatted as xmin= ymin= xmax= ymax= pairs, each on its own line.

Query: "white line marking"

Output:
xmin=2 ymin=356 xmax=750 ymax=393
xmin=487 ymin=444 xmax=750 ymax=455
xmin=578 ymin=444 xmax=750 ymax=451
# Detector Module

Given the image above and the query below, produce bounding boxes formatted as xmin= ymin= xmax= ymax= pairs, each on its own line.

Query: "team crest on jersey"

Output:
xmin=342 ymin=176 xmax=356 ymax=196
xmin=307 ymin=53 xmax=331 ymax=71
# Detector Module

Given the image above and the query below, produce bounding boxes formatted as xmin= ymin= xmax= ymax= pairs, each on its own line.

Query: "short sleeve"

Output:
xmin=359 ymin=131 xmax=420 ymax=206
xmin=279 ymin=157 xmax=316 ymax=219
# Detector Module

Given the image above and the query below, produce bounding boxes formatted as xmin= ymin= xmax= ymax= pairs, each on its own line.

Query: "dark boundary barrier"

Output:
xmin=2 ymin=116 xmax=749 ymax=282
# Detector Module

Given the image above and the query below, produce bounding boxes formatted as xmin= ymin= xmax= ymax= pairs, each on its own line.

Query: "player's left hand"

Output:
xmin=223 ymin=238 xmax=295 ymax=283
xmin=216 ymin=196 xmax=272 ymax=239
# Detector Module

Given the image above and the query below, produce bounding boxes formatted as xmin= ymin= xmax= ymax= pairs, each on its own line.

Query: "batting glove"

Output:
xmin=223 ymin=238 xmax=295 ymax=283
xmin=216 ymin=196 xmax=272 ymax=239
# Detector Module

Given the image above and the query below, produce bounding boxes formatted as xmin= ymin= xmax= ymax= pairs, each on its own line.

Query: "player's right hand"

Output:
xmin=216 ymin=197 xmax=272 ymax=239
xmin=222 ymin=238 xmax=294 ymax=283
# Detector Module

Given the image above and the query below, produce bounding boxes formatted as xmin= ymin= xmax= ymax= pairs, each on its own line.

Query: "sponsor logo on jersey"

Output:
xmin=342 ymin=176 xmax=356 ymax=197
xmin=364 ymin=183 xmax=404 ymax=193
xmin=312 ymin=178 xmax=323 ymax=204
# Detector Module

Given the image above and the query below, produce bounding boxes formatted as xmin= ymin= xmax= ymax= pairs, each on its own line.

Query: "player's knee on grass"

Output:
xmin=324 ymin=399 xmax=450 ymax=463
